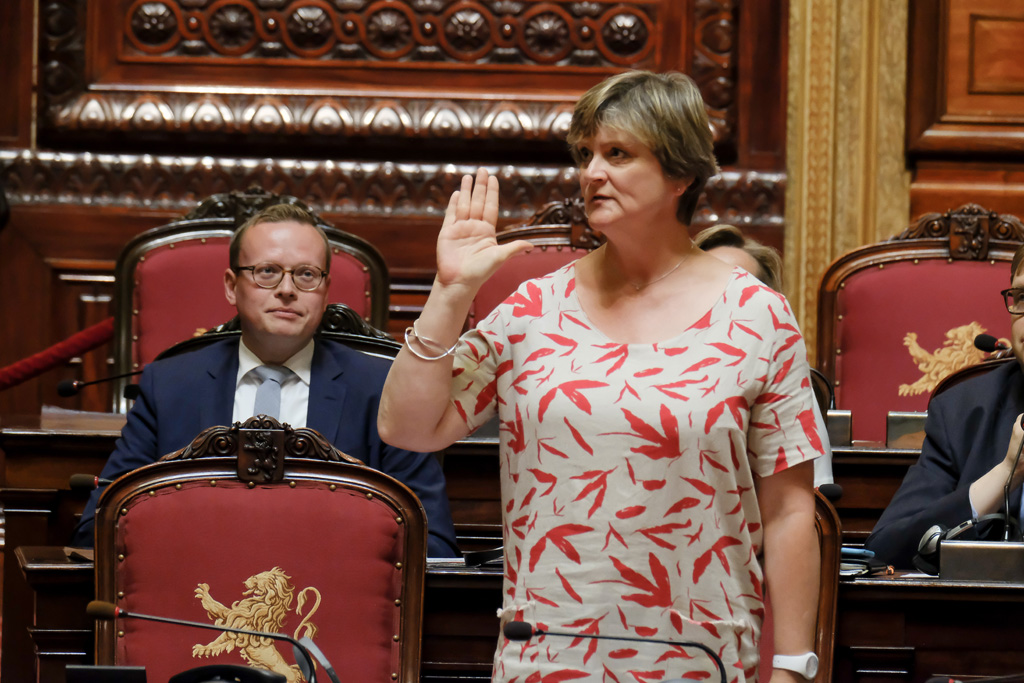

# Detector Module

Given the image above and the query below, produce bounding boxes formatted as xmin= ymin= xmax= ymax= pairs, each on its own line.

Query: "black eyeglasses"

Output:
xmin=1002 ymin=288 xmax=1024 ymax=315
xmin=235 ymin=262 xmax=328 ymax=292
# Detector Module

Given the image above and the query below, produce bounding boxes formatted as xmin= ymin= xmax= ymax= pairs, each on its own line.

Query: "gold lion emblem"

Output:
xmin=193 ymin=566 xmax=322 ymax=683
xmin=898 ymin=322 xmax=1002 ymax=396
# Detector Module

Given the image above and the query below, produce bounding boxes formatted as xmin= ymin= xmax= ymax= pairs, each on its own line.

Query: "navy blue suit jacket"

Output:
xmin=865 ymin=360 xmax=1024 ymax=567
xmin=73 ymin=337 xmax=460 ymax=557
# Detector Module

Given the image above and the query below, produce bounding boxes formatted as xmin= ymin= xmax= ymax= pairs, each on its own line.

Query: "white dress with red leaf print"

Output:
xmin=450 ymin=264 xmax=820 ymax=683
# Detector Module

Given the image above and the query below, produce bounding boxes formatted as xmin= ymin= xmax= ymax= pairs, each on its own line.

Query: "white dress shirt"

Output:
xmin=232 ymin=338 xmax=314 ymax=428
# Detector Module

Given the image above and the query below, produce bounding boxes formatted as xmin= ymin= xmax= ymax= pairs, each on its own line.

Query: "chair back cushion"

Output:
xmin=828 ymin=258 xmax=1008 ymax=442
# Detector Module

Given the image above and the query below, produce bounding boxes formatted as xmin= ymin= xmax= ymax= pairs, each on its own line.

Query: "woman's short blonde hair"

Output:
xmin=693 ymin=223 xmax=783 ymax=292
xmin=567 ymin=70 xmax=720 ymax=226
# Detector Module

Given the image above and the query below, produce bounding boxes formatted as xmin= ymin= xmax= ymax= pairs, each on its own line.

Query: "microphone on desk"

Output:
xmin=58 ymin=371 xmax=143 ymax=398
xmin=817 ymin=483 xmax=843 ymax=503
xmin=1003 ymin=415 xmax=1024 ymax=541
xmin=975 ymin=334 xmax=1010 ymax=353
xmin=502 ymin=621 xmax=726 ymax=683
xmin=86 ymin=600 xmax=341 ymax=683
xmin=68 ymin=474 xmax=112 ymax=490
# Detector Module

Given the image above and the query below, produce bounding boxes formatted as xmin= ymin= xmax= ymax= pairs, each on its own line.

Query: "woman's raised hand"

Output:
xmin=436 ymin=169 xmax=533 ymax=291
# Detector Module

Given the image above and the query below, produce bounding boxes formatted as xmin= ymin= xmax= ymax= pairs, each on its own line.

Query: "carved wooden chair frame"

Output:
xmin=94 ymin=415 xmax=426 ymax=683
xmin=816 ymin=203 xmax=1024 ymax=428
xmin=111 ymin=188 xmax=390 ymax=411
xmin=812 ymin=489 xmax=841 ymax=683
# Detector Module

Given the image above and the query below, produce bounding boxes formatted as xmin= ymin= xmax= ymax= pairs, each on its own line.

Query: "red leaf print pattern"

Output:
xmin=703 ymin=396 xmax=748 ymax=433
xmin=556 ymin=567 xmax=583 ymax=603
xmin=572 ymin=469 xmax=615 ymax=518
xmin=596 ymin=344 xmax=630 ymax=375
xmin=798 ymin=408 xmax=824 ymax=454
xmin=692 ymin=536 xmax=743 ymax=584
xmin=539 ymin=380 xmax=608 ymax=422
xmin=616 ymin=405 xmax=681 ymax=460
xmin=529 ymin=524 xmax=593 ymax=571
xmin=638 ymin=523 xmax=692 ymax=550
xmin=605 ymin=553 xmax=673 ymax=607
xmin=543 ymin=333 xmax=579 ymax=356
xmin=565 ymin=418 xmax=595 ymax=455
xmin=707 ymin=342 xmax=747 ymax=367
xmin=508 ymin=281 xmax=544 ymax=318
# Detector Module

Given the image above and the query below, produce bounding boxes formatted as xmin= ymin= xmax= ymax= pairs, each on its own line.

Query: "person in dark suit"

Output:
xmin=865 ymin=243 xmax=1024 ymax=567
xmin=73 ymin=204 xmax=460 ymax=558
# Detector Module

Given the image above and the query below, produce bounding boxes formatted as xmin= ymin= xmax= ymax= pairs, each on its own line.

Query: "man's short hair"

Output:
xmin=566 ymin=70 xmax=720 ymax=226
xmin=693 ymin=223 xmax=783 ymax=292
xmin=1012 ymin=242 xmax=1024 ymax=281
xmin=229 ymin=204 xmax=331 ymax=271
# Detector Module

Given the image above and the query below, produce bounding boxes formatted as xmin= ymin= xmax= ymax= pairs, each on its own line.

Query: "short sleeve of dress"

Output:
xmin=745 ymin=288 xmax=823 ymax=478
xmin=449 ymin=311 xmax=505 ymax=434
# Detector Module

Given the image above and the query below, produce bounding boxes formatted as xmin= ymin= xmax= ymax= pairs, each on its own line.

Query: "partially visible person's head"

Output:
xmin=1008 ymin=243 xmax=1024 ymax=370
xmin=694 ymin=224 xmax=783 ymax=292
xmin=224 ymin=204 xmax=332 ymax=364
xmin=229 ymin=204 xmax=331 ymax=271
xmin=567 ymin=70 xmax=720 ymax=226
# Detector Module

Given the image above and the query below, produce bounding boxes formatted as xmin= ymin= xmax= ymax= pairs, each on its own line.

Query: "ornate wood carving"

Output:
xmin=38 ymin=0 xmax=739 ymax=149
xmin=162 ymin=415 xmax=361 ymax=484
xmin=894 ymin=203 xmax=1024 ymax=261
xmin=0 ymin=150 xmax=784 ymax=228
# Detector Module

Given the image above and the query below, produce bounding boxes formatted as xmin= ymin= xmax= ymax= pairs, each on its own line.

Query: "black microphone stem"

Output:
xmin=113 ymin=608 xmax=324 ymax=683
xmin=1005 ymin=415 xmax=1024 ymax=541
xmin=529 ymin=626 xmax=726 ymax=683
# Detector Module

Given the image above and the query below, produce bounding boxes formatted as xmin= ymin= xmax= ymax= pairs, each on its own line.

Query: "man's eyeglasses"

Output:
xmin=235 ymin=262 xmax=328 ymax=292
xmin=1002 ymin=287 xmax=1024 ymax=314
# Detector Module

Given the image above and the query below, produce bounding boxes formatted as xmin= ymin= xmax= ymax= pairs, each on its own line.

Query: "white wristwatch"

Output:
xmin=772 ymin=653 xmax=819 ymax=679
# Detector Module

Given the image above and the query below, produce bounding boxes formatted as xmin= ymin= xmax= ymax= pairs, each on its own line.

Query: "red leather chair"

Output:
xmin=93 ymin=416 xmax=425 ymax=683
xmin=816 ymin=204 xmax=1024 ymax=443
xmin=465 ymin=198 xmax=603 ymax=329
xmin=757 ymin=490 xmax=840 ymax=683
xmin=111 ymin=188 xmax=389 ymax=412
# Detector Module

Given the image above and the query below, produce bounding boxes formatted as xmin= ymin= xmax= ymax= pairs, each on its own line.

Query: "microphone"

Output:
xmin=58 ymin=370 xmax=143 ymax=397
xmin=1004 ymin=415 xmax=1024 ymax=541
xmin=503 ymin=621 xmax=726 ymax=683
xmin=975 ymin=334 xmax=1009 ymax=353
xmin=87 ymin=600 xmax=341 ymax=683
xmin=69 ymin=474 xmax=112 ymax=490
xmin=817 ymin=483 xmax=843 ymax=503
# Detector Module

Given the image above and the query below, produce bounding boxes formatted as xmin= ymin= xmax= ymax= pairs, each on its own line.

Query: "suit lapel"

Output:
xmin=198 ymin=340 xmax=238 ymax=428
xmin=307 ymin=340 xmax=347 ymax=444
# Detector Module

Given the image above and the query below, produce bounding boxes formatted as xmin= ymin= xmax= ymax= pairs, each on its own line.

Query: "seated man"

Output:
xmin=866 ymin=243 xmax=1024 ymax=567
xmin=694 ymin=224 xmax=834 ymax=488
xmin=73 ymin=204 xmax=460 ymax=558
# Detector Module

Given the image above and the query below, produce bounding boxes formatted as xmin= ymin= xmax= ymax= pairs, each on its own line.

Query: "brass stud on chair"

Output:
xmin=247 ymin=481 xmax=255 ymax=489
xmin=391 ymin=674 xmax=398 ymax=680
xmin=120 ymin=508 xmax=128 ymax=516
xmin=175 ymin=484 xmax=182 ymax=490
xmin=395 ymin=562 xmax=402 ymax=570
xmin=395 ymin=516 xmax=403 ymax=524
xmin=289 ymin=481 xmax=297 ymax=488
xmin=366 ymin=493 xmax=374 ymax=500
xmin=148 ymin=490 xmax=155 ymax=497
xmin=117 ymin=591 xmax=124 ymax=598
xmin=200 ymin=238 xmax=206 ymax=244
xmin=329 ymin=484 xmax=336 ymax=491
xmin=393 ymin=635 xmax=400 ymax=642
xmin=118 ymin=554 xmax=125 ymax=562
xmin=168 ymin=243 xmax=175 ymax=249
xmin=118 ymin=630 xmax=125 ymax=638
xmin=209 ymin=480 xmax=217 ymax=487
xmin=394 ymin=599 xmax=401 ymax=606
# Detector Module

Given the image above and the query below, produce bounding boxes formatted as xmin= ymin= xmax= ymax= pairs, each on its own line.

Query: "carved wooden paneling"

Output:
xmin=908 ymin=0 xmax=1024 ymax=154
xmin=39 ymin=0 xmax=740 ymax=153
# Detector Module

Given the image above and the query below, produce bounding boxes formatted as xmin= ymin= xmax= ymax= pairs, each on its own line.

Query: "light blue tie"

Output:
xmin=251 ymin=365 xmax=293 ymax=420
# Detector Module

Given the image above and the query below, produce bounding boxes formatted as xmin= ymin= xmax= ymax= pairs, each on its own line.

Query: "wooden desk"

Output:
xmin=0 ymin=415 xmax=917 ymax=682
xmin=16 ymin=548 xmax=1024 ymax=683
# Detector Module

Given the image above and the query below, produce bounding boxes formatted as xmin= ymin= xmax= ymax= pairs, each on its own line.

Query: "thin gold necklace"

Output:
xmin=631 ymin=252 xmax=691 ymax=291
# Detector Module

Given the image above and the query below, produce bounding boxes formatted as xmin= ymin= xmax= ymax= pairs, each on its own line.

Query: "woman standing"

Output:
xmin=379 ymin=71 xmax=821 ymax=683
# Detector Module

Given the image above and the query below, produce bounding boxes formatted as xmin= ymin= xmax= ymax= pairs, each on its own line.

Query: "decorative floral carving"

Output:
xmin=570 ymin=2 xmax=602 ymax=18
xmin=210 ymin=4 xmax=255 ymax=48
xmin=367 ymin=9 xmax=412 ymax=53
xmin=445 ymin=9 xmax=489 ymax=52
xmin=286 ymin=6 xmax=333 ymax=49
xmin=412 ymin=0 xmax=447 ymax=11
xmin=602 ymin=12 xmax=647 ymax=55
xmin=524 ymin=12 xmax=569 ymax=57
xmin=131 ymin=2 xmax=178 ymax=45
xmin=491 ymin=0 xmax=524 ymax=13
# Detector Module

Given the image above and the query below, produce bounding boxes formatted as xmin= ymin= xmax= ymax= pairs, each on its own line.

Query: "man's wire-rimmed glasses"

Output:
xmin=1002 ymin=287 xmax=1024 ymax=314
xmin=235 ymin=262 xmax=328 ymax=291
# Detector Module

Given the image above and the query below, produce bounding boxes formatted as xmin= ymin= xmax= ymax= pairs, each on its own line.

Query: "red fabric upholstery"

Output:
xmin=110 ymin=478 xmax=408 ymax=683
xmin=467 ymin=247 xmax=586 ymax=328
xmin=132 ymin=238 xmax=373 ymax=367
xmin=833 ymin=259 xmax=1008 ymax=443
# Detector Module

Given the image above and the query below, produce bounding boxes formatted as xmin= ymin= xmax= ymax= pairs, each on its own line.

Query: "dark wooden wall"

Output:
xmin=908 ymin=0 xmax=1024 ymax=218
xmin=0 ymin=0 xmax=789 ymax=416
